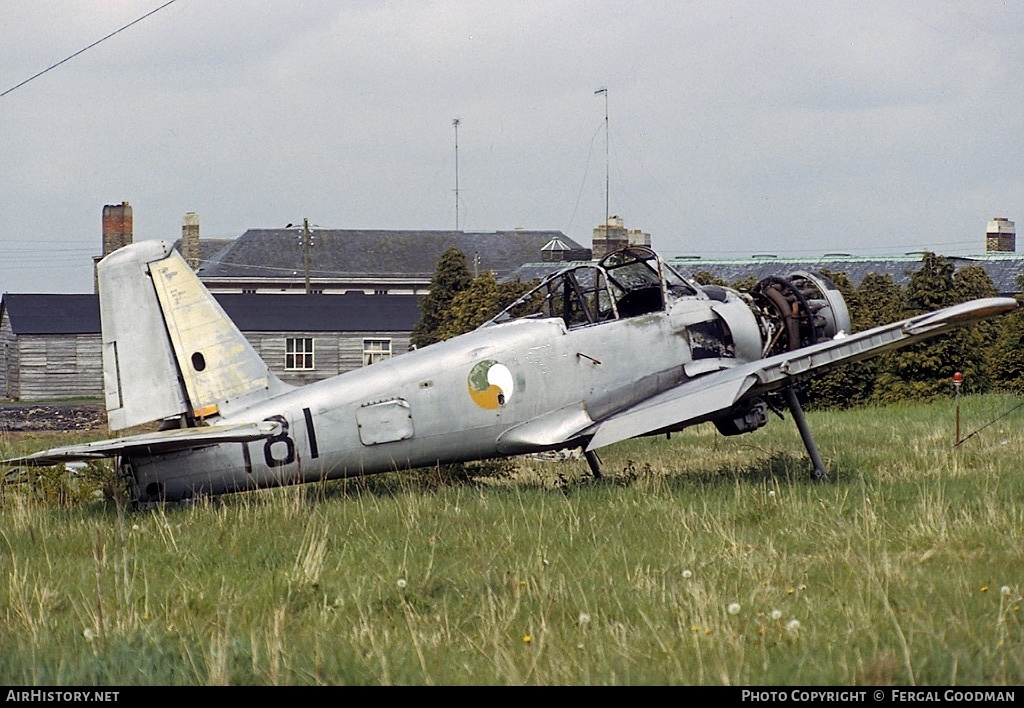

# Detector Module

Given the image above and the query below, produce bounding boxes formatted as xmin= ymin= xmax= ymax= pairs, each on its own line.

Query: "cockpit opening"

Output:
xmin=488 ymin=246 xmax=699 ymax=329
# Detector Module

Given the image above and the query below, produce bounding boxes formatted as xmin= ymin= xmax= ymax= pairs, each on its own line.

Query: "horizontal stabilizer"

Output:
xmin=3 ymin=421 xmax=283 ymax=466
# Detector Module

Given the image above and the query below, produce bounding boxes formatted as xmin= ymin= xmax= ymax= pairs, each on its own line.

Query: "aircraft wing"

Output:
xmin=585 ymin=296 xmax=1018 ymax=451
xmin=2 ymin=420 xmax=283 ymax=466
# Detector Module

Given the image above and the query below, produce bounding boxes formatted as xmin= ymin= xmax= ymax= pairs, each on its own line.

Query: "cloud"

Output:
xmin=2 ymin=0 xmax=1023 ymax=293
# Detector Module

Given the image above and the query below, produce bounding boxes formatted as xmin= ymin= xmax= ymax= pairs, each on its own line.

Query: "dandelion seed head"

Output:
xmin=728 ymin=602 xmax=741 ymax=615
xmin=786 ymin=619 xmax=801 ymax=634
xmin=83 ymin=628 xmax=96 ymax=641
xmin=771 ymin=610 xmax=782 ymax=620
xmin=682 ymin=569 xmax=693 ymax=579
xmin=578 ymin=612 xmax=591 ymax=625
xmin=1000 ymin=585 xmax=1011 ymax=596
xmin=396 ymin=578 xmax=407 ymax=589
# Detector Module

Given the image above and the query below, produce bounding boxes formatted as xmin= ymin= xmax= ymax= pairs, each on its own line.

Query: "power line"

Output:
xmin=1 ymin=0 xmax=178 ymax=99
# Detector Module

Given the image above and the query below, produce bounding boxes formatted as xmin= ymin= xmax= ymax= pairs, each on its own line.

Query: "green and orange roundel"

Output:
xmin=467 ymin=360 xmax=515 ymax=409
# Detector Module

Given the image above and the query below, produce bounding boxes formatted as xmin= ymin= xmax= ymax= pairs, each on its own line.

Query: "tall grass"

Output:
xmin=1 ymin=394 xmax=1021 ymax=685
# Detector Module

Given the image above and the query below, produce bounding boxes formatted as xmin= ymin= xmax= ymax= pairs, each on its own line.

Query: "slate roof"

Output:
xmin=507 ymin=253 xmax=1024 ymax=295
xmin=197 ymin=229 xmax=589 ymax=280
xmin=171 ymin=238 xmax=236 ymax=267
xmin=213 ymin=292 xmax=420 ymax=332
xmin=2 ymin=294 xmax=101 ymax=335
xmin=1 ymin=293 xmax=421 ymax=335
xmin=667 ymin=253 xmax=1024 ymax=294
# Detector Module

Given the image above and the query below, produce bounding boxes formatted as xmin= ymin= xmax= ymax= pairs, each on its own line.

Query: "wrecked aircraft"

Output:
xmin=4 ymin=241 xmax=1016 ymax=504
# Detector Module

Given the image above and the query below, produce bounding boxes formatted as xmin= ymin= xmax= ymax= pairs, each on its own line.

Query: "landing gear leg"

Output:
xmin=584 ymin=449 xmax=603 ymax=479
xmin=783 ymin=388 xmax=828 ymax=480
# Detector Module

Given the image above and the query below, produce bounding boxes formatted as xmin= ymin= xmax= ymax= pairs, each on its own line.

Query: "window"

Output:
xmin=363 ymin=338 xmax=392 ymax=366
xmin=286 ymin=337 xmax=314 ymax=370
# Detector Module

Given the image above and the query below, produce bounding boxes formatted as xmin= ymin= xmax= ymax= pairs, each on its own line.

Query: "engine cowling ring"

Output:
xmin=750 ymin=272 xmax=851 ymax=358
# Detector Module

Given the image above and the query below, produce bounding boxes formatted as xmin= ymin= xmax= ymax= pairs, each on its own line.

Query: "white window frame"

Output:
xmin=286 ymin=337 xmax=315 ymax=370
xmin=363 ymin=338 xmax=392 ymax=366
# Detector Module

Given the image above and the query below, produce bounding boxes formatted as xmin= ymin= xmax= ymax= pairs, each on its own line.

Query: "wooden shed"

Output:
xmin=0 ymin=292 xmax=421 ymax=401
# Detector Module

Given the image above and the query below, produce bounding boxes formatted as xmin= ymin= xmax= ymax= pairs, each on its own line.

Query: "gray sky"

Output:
xmin=3 ymin=0 xmax=1023 ymax=293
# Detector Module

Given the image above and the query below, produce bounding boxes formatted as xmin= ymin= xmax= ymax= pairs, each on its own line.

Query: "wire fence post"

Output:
xmin=953 ymin=371 xmax=962 ymax=445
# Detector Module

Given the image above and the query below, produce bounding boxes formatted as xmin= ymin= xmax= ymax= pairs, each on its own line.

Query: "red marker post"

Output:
xmin=953 ymin=371 xmax=963 ymax=444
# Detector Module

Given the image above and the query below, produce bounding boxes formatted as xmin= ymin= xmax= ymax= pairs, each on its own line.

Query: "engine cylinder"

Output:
xmin=749 ymin=272 xmax=851 ymax=357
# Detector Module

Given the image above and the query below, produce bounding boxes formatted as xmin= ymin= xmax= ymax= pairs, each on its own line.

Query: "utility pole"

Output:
xmin=452 ymin=118 xmax=461 ymax=231
xmin=302 ymin=218 xmax=312 ymax=294
xmin=286 ymin=219 xmax=315 ymax=294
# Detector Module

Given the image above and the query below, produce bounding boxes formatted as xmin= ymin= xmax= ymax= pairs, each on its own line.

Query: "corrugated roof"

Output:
xmin=2 ymin=293 xmax=421 ymax=335
xmin=198 ymin=229 xmax=589 ymax=280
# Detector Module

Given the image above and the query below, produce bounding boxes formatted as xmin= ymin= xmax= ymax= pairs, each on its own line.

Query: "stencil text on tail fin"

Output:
xmin=149 ymin=255 xmax=278 ymax=418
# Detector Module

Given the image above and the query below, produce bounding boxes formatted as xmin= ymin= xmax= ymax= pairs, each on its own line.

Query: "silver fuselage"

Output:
xmin=129 ymin=291 xmax=760 ymax=502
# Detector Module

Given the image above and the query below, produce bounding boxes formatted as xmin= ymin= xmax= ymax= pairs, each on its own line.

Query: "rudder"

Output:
xmin=98 ymin=241 xmax=287 ymax=430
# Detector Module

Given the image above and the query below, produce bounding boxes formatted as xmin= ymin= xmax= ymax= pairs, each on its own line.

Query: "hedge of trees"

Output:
xmin=414 ymin=249 xmax=1024 ymax=409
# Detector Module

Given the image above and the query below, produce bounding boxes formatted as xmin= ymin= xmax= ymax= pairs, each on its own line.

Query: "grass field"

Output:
xmin=1 ymin=393 xmax=1022 ymax=686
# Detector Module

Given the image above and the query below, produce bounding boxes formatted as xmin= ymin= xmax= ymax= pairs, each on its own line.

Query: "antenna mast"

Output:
xmin=452 ymin=117 xmax=460 ymax=231
xmin=595 ymin=87 xmax=609 ymax=230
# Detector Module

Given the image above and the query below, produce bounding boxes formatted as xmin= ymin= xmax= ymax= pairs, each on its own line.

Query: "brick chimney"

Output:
xmin=182 ymin=212 xmax=200 ymax=270
xmin=94 ymin=201 xmax=133 ymax=292
xmin=102 ymin=201 xmax=133 ymax=256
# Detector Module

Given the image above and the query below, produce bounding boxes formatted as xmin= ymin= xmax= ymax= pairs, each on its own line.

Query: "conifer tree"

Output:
xmin=986 ymin=268 xmax=1024 ymax=393
xmin=806 ymin=270 xmax=873 ymax=408
xmin=872 ymin=252 xmax=966 ymax=401
xmin=691 ymin=270 xmax=727 ymax=287
xmin=435 ymin=272 xmax=536 ymax=341
xmin=853 ymin=272 xmax=905 ymax=403
xmin=410 ymin=247 xmax=473 ymax=348
xmin=950 ymin=264 xmax=999 ymax=393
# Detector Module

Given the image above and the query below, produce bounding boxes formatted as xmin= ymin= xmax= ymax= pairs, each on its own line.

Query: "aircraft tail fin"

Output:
xmin=98 ymin=241 xmax=288 ymax=431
